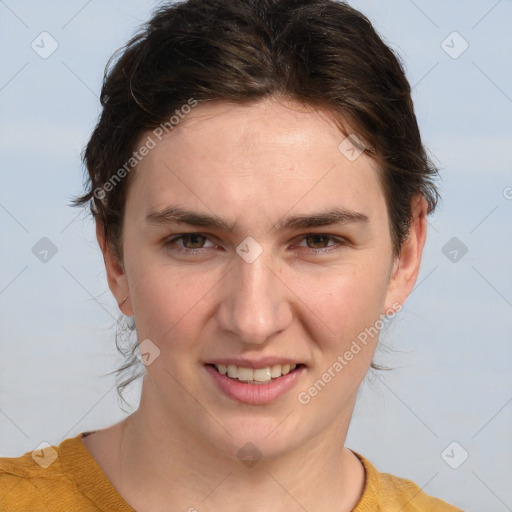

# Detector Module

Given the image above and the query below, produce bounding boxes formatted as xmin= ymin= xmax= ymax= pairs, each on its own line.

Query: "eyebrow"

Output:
xmin=146 ymin=205 xmax=369 ymax=232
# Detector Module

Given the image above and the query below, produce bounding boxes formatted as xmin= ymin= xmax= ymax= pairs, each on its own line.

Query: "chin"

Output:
xmin=199 ymin=414 xmax=309 ymax=463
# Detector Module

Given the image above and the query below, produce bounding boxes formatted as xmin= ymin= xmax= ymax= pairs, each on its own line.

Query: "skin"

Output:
xmin=84 ymin=96 xmax=428 ymax=512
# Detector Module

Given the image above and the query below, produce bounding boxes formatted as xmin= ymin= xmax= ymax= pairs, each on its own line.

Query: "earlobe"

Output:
xmin=95 ymin=221 xmax=133 ymax=316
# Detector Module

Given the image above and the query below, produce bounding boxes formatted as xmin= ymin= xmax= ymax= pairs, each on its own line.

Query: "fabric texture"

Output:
xmin=0 ymin=433 xmax=463 ymax=511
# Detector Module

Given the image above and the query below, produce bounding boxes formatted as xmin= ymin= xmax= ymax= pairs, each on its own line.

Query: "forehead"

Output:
xmin=152 ymin=97 xmax=363 ymax=163
xmin=126 ymin=97 xmax=386 ymax=227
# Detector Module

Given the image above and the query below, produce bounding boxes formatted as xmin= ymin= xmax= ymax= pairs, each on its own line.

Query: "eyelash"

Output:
xmin=164 ymin=233 xmax=347 ymax=255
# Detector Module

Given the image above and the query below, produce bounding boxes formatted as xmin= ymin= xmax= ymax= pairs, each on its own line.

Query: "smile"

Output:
xmin=205 ymin=363 xmax=306 ymax=404
xmin=212 ymin=363 xmax=300 ymax=384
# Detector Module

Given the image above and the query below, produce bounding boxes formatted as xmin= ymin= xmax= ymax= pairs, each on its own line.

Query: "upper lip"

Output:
xmin=205 ymin=357 xmax=304 ymax=368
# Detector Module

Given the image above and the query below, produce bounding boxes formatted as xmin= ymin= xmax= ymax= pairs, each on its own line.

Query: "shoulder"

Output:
xmin=0 ymin=449 xmax=55 ymax=511
xmin=376 ymin=471 xmax=463 ymax=511
xmin=352 ymin=451 xmax=464 ymax=512
xmin=0 ymin=438 xmax=81 ymax=511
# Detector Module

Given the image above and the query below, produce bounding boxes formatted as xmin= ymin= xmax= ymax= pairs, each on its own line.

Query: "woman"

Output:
xmin=0 ymin=0 xmax=463 ymax=510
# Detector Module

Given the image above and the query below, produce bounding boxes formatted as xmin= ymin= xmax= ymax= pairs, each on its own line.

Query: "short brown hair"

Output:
xmin=72 ymin=0 xmax=440 ymax=401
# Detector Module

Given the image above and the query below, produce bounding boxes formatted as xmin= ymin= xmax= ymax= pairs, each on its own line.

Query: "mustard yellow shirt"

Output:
xmin=0 ymin=433 xmax=463 ymax=511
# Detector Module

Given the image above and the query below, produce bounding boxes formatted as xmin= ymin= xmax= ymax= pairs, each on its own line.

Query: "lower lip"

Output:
xmin=204 ymin=364 xmax=305 ymax=405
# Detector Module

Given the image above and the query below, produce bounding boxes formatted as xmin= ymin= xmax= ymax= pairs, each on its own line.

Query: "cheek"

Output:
xmin=126 ymin=252 xmax=216 ymax=346
xmin=298 ymin=261 xmax=390 ymax=348
xmin=134 ymin=271 xmax=211 ymax=342
xmin=292 ymin=268 xmax=389 ymax=424
xmin=299 ymin=268 xmax=389 ymax=404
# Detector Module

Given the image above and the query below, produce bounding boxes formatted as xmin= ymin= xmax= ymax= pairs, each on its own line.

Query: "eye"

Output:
xmin=295 ymin=234 xmax=345 ymax=253
xmin=164 ymin=233 xmax=216 ymax=253
xmin=164 ymin=233 xmax=346 ymax=256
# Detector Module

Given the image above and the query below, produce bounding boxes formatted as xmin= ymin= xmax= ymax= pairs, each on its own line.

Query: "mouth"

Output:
xmin=206 ymin=363 xmax=305 ymax=385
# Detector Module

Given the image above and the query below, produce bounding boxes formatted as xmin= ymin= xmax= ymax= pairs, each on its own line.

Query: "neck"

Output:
xmin=86 ymin=380 xmax=365 ymax=512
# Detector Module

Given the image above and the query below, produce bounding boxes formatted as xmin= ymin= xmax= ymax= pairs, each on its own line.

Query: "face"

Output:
xmin=100 ymin=97 xmax=426 ymax=460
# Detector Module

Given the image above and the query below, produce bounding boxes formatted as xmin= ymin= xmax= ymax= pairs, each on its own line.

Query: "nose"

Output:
xmin=217 ymin=245 xmax=293 ymax=346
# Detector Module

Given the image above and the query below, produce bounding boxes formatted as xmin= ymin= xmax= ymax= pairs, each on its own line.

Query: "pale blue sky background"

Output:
xmin=0 ymin=1 xmax=511 ymax=510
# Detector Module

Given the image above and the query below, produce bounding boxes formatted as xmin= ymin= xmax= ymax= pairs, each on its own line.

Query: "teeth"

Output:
xmin=253 ymin=367 xmax=272 ymax=382
xmin=214 ymin=363 xmax=297 ymax=383
xmin=238 ymin=367 xmax=254 ymax=381
xmin=270 ymin=364 xmax=282 ymax=378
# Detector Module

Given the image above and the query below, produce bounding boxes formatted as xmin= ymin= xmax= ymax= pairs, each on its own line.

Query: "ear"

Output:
xmin=96 ymin=221 xmax=134 ymax=316
xmin=383 ymin=194 xmax=428 ymax=314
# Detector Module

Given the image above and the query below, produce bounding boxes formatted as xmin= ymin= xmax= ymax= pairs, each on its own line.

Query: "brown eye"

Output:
xmin=179 ymin=234 xmax=207 ymax=249
xmin=304 ymin=234 xmax=331 ymax=249
xmin=165 ymin=234 xmax=215 ymax=253
xmin=296 ymin=234 xmax=346 ymax=254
